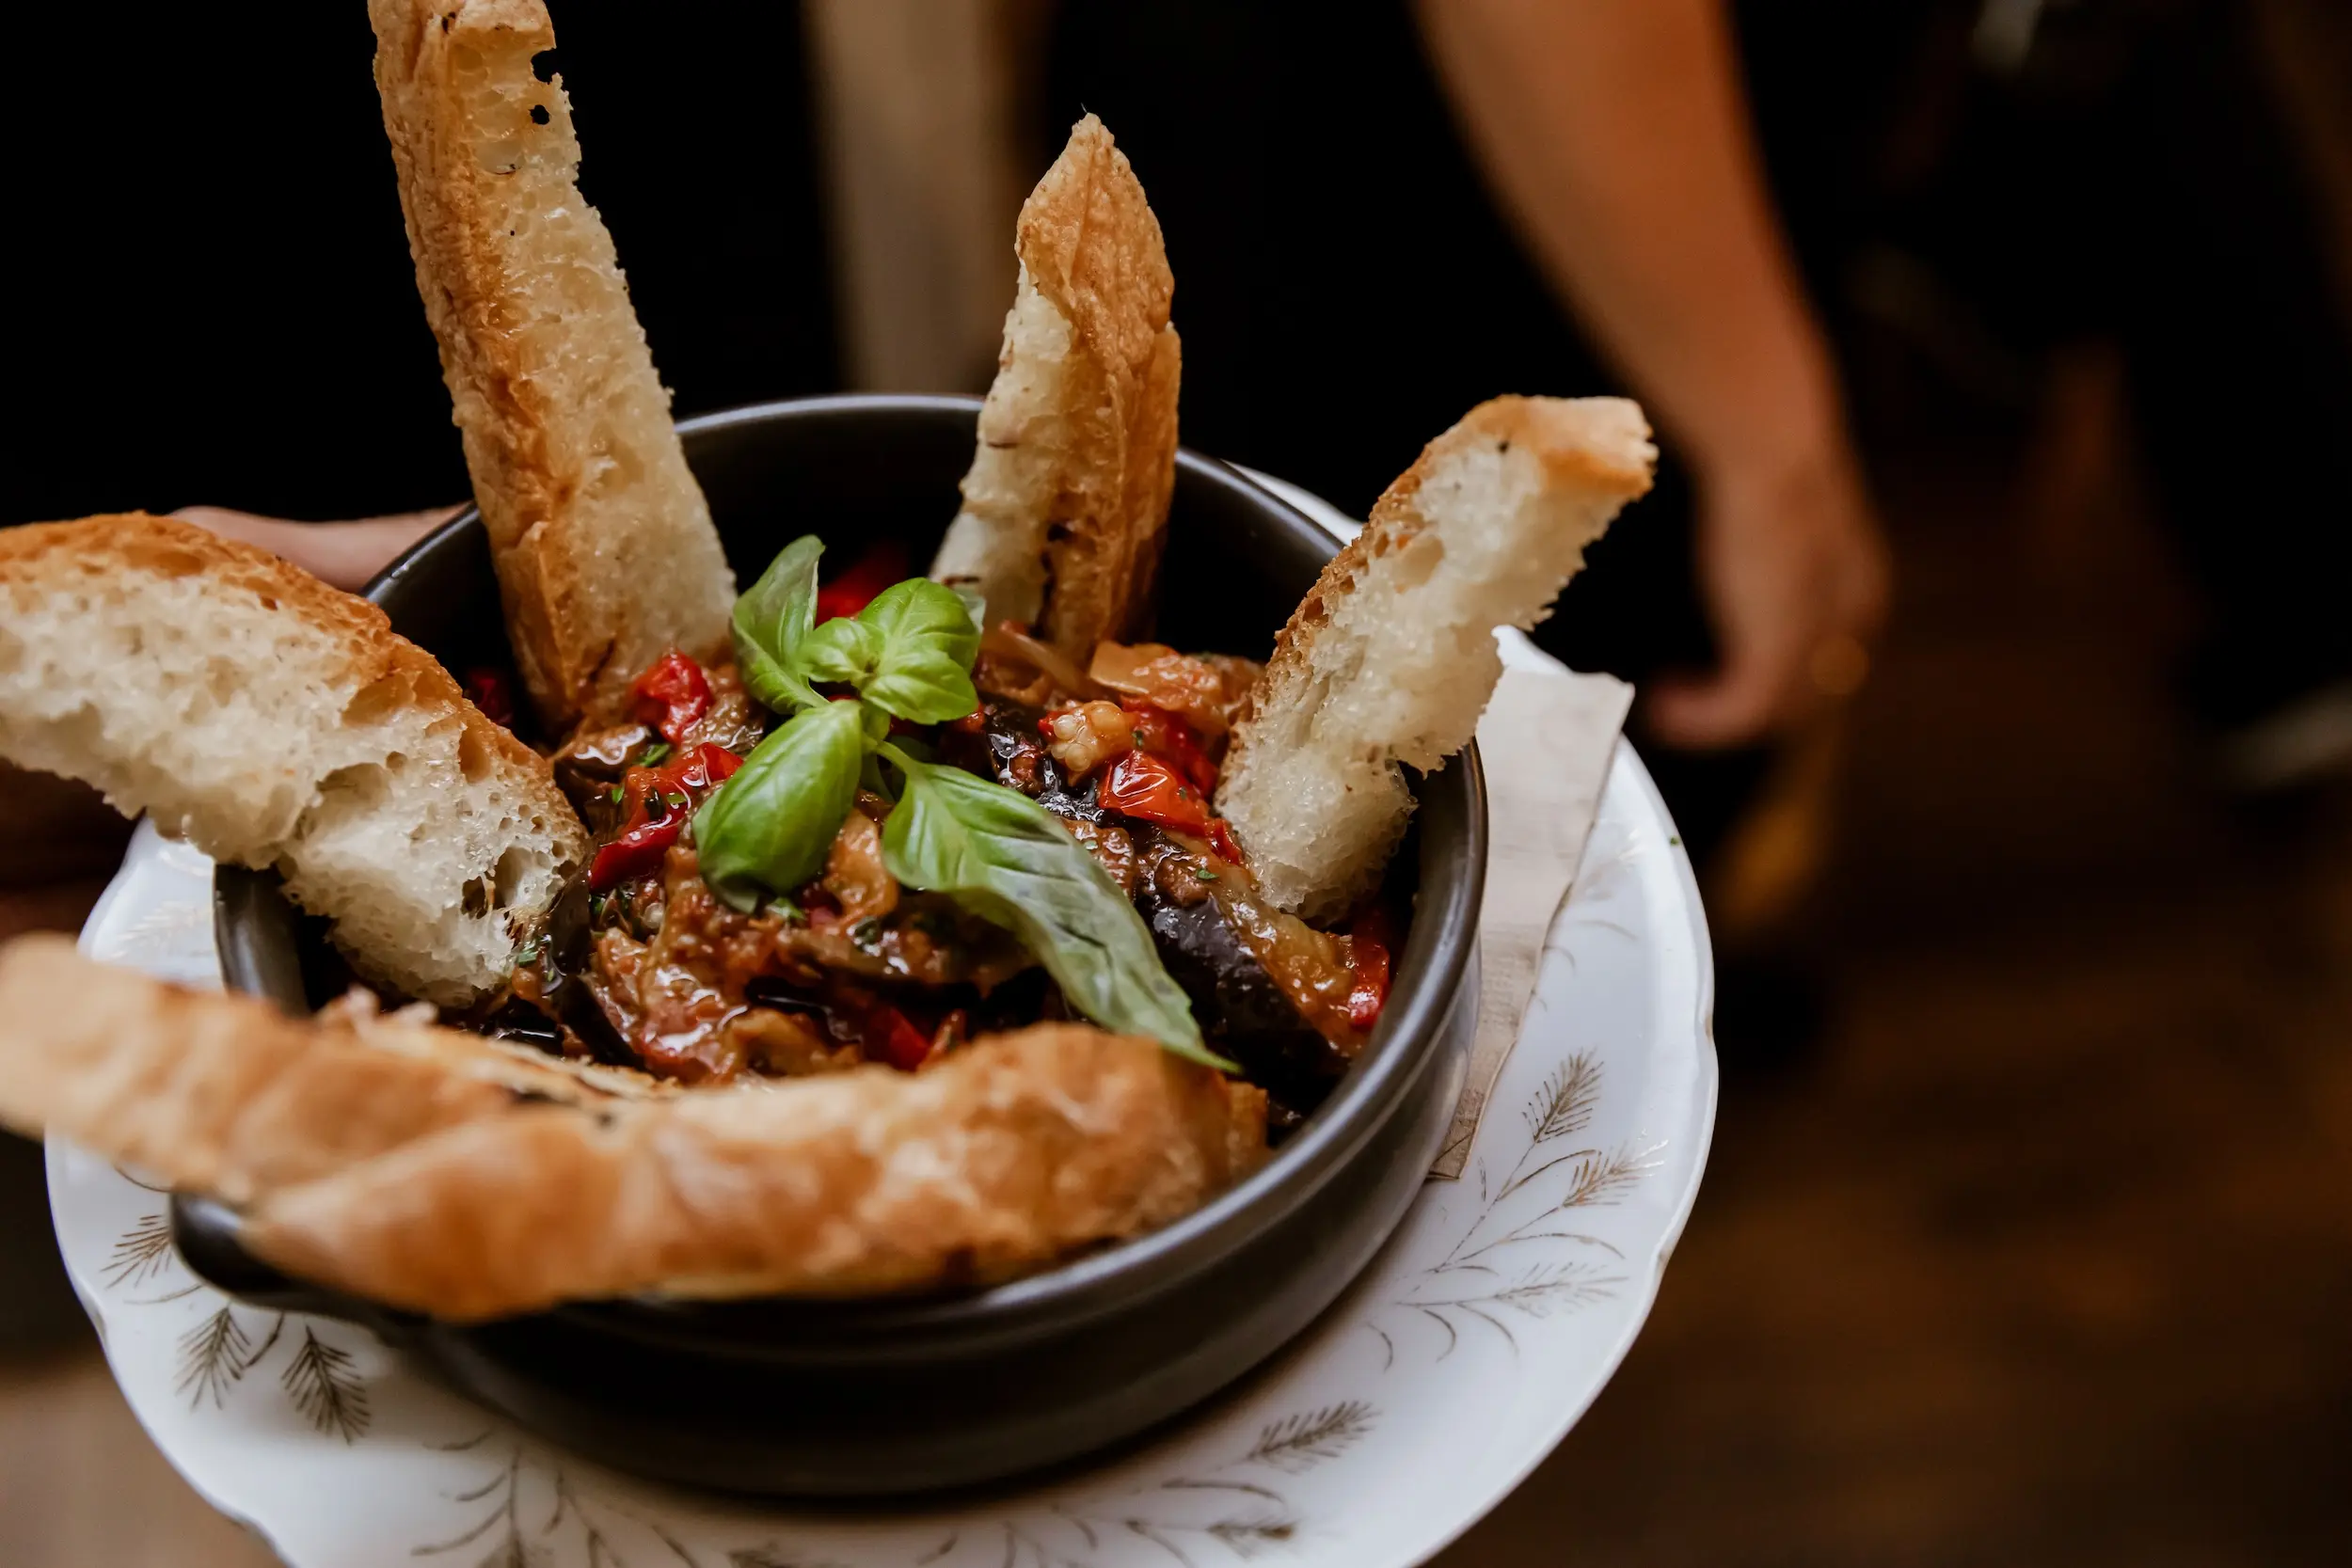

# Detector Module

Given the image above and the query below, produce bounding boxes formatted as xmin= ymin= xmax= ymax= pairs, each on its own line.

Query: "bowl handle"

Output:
xmin=171 ymin=1194 xmax=420 ymax=1338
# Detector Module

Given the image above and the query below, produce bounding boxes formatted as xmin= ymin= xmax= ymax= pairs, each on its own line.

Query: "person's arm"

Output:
xmin=1416 ymin=0 xmax=1887 ymax=746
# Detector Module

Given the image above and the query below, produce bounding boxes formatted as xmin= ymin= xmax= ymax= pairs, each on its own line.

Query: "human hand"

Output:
xmin=1645 ymin=442 xmax=1890 ymax=750
xmin=0 ymin=505 xmax=465 ymax=940
xmin=171 ymin=504 xmax=463 ymax=593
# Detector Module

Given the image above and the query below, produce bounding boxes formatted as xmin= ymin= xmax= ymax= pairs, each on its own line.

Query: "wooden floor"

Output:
xmin=0 ymin=1350 xmax=278 ymax=1567
xmin=3 ymin=401 xmax=2348 ymax=1566
xmin=1435 ymin=388 xmax=2352 ymax=1565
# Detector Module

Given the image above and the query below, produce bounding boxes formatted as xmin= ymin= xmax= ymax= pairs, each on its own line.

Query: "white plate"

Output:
xmin=46 ymin=486 xmax=1716 ymax=1568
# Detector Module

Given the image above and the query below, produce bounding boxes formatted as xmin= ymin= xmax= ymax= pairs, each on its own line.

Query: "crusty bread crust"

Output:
xmin=0 ymin=514 xmax=586 ymax=1002
xmin=369 ymin=0 xmax=735 ymax=729
xmin=0 ymin=936 xmax=1264 ymax=1319
xmin=1217 ymin=397 xmax=1657 ymax=917
xmin=0 ymin=930 xmax=1265 ymax=1317
xmin=0 ymin=938 xmax=654 ymax=1207
xmin=246 ymin=1023 xmax=1266 ymax=1319
xmin=932 ymin=115 xmax=1181 ymax=657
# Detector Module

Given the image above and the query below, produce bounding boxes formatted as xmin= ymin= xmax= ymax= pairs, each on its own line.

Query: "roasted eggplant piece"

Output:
xmin=1137 ymin=888 xmax=1348 ymax=1117
xmin=952 ymin=704 xmax=1351 ymax=1117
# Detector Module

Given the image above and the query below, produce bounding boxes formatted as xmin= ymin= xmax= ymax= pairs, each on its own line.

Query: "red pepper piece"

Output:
xmin=1120 ymin=700 xmax=1219 ymax=793
xmin=816 ymin=539 xmax=909 ymax=623
xmin=589 ymin=819 xmax=680 ymax=891
xmin=866 ymin=1000 xmax=934 ymax=1073
xmin=691 ymin=742 xmax=743 ymax=784
xmin=586 ymin=743 xmax=742 ymax=890
xmin=1098 ymin=750 xmax=1214 ymax=834
xmin=1206 ymin=818 xmax=1243 ymax=863
xmin=462 ymin=667 xmax=515 ymax=728
xmin=1344 ymin=905 xmax=1395 ymax=1032
xmin=629 ymin=650 xmax=713 ymax=745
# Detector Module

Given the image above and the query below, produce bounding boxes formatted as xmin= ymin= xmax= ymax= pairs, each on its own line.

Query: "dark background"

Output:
xmin=0 ymin=5 xmax=839 ymax=527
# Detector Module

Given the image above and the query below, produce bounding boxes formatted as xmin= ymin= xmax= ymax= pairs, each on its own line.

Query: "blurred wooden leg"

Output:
xmin=803 ymin=0 xmax=1027 ymax=392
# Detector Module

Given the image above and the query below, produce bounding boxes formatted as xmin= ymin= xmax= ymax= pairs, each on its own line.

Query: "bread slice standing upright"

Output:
xmin=368 ymin=0 xmax=735 ymax=730
xmin=931 ymin=115 xmax=1182 ymax=657
xmin=0 ymin=514 xmax=585 ymax=1004
xmin=1216 ymin=397 xmax=1657 ymax=920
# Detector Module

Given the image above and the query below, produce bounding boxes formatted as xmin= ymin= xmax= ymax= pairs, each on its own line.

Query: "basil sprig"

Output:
xmin=689 ymin=536 xmax=1219 ymax=1067
xmin=799 ymin=578 xmax=981 ymax=723
xmin=731 ymin=533 xmax=826 ymax=714
xmin=878 ymin=745 xmax=1229 ymax=1069
xmin=694 ymin=700 xmax=865 ymax=913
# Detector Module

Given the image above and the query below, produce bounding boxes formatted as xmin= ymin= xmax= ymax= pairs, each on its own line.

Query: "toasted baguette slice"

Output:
xmin=246 ymin=1022 xmax=1266 ymax=1319
xmin=931 ymin=114 xmax=1182 ymax=657
xmin=0 ymin=938 xmax=656 ymax=1207
xmin=369 ymin=0 xmax=735 ymax=730
xmin=0 ymin=515 xmax=586 ymax=1003
xmin=1217 ymin=397 xmax=1657 ymax=918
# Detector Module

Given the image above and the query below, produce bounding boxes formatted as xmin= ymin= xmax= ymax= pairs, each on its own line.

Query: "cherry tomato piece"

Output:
xmin=586 ymin=742 xmax=742 ymax=890
xmin=866 ymin=1000 xmax=934 ymax=1072
xmin=589 ymin=821 xmax=679 ymax=890
xmin=1120 ymin=700 xmax=1219 ymax=792
xmin=1344 ymin=905 xmax=1395 ymax=1032
xmin=816 ymin=540 xmax=910 ymax=623
xmin=629 ymin=651 xmax=713 ymax=745
xmin=1097 ymin=750 xmax=1213 ymax=834
xmin=463 ymin=667 xmax=516 ymax=728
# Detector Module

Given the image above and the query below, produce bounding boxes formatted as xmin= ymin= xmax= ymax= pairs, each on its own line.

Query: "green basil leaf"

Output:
xmin=692 ymin=700 xmax=864 ymax=912
xmin=732 ymin=535 xmax=827 ymax=714
xmin=797 ymin=616 xmax=882 ymax=687
xmin=948 ymin=583 xmax=989 ymax=639
xmin=879 ymin=752 xmax=1229 ymax=1069
xmin=850 ymin=579 xmax=982 ymax=723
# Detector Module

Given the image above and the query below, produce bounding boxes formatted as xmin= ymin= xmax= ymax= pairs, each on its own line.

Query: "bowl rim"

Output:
xmin=219 ymin=392 xmax=1487 ymax=1343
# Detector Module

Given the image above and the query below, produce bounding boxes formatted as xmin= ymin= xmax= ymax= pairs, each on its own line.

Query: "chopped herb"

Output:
xmin=1668 ymin=834 xmax=1682 ymax=847
xmin=850 ymin=917 xmax=883 ymax=950
xmin=764 ymin=896 xmax=806 ymax=926
xmin=1192 ymin=866 xmax=1219 ymax=882
xmin=510 ymin=937 xmax=541 ymax=967
xmin=639 ymin=740 xmax=673 ymax=766
xmin=607 ymin=785 xmax=625 ymax=804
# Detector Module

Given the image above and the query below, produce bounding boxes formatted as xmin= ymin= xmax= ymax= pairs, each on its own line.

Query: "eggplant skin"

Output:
xmin=1139 ymin=891 xmax=1347 ymax=1115
xmin=948 ymin=704 xmax=1347 ymax=1114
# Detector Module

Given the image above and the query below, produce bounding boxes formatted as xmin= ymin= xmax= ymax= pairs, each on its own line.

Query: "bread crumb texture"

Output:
xmin=934 ymin=114 xmax=1182 ymax=656
xmin=369 ymin=0 xmax=734 ymax=728
xmin=1217 ymin=396 xmax=1656 ymax=919
xmin=0 ymin=515 xmax=585 ymax=1004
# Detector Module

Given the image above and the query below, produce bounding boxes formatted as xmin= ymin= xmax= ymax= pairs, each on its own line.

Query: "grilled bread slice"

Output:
xmin=1217 ymin=397 xmax=1656 ymax=919
xmin=246 ymin=1022 xmax=1265 ymax=1319
xmin=368 ymin=0 xmax=735 ymax=730
xmin=931 ymin=114 xmax=1182 ymax=658
xmin=0 ymin=515 xmax=585 ymax=1003
xmin=0 ymin=937 xmax=657 ymax=1206
xmin=0 ymin=938 xmax=1263 ymax=1321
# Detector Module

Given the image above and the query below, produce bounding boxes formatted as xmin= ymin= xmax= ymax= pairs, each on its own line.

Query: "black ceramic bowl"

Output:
xmin=189 ymin=395 xmax=1484 ymax=1497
